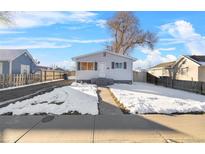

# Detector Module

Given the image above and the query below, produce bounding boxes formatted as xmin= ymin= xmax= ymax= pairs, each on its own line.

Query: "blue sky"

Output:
xmin=0 ymin=11 xmax=205 ymax=69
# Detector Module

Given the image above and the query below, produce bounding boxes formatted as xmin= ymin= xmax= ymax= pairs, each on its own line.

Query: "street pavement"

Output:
xmin=0 ymin=114 xmax=204 ymax=143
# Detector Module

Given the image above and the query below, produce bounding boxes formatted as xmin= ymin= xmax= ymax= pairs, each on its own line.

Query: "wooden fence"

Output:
xmin=146 ymin=73 xmax=205 ymax=95
xmin=0 ymin=70 xmax=66 ymax=89
xmin=67 ymin=71 xmax=75 ymax=77
xmin=40 ymin=70 xmax=64 ymax=81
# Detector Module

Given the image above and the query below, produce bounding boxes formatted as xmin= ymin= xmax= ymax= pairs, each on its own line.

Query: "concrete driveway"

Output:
xmin=0 ymin=114 xmax=205 ymax=143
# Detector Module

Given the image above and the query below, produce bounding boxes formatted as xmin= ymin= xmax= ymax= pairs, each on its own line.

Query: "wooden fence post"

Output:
xmin=25 ymin=74 xmax=28 ymax=84
xmin=19 ymin=74 xmax=22 ymax=86
xmin=13 ymin=74 xmax=15 ymax=87
xmin=16 ymin=74 xmax=18 ymax=86
xmin=44 ymin=71 xmax=47 ymax=81
xmin=40 ymin=70 xmax=43 ymax=82
xmin=200 ymin=82 xmax=203 ymax=94
xmin=8 ymin=74 xmax=11 ymax=87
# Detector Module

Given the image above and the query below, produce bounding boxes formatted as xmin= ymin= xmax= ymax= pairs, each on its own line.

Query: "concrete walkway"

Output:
xmin=97 ymin=87 xmax=123 ymax=115
xmin=1 ymin=114 xmax=205 ymax=143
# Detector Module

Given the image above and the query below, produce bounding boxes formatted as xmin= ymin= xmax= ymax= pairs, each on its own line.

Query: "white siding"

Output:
xmin=75 ymin=52 xmax=134 ymax=81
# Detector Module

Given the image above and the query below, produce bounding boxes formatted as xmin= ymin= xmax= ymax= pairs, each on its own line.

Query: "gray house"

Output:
xmin=0 ymin=49 xmax=37 ymax=75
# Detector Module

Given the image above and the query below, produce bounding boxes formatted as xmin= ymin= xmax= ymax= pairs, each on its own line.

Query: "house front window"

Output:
xmin=112 ymin=62 xmax=127 ymax=69
xmin=115 ymin=62 xmax=122 ymax=69
xmin=88 ymin=62 xmax=95 ymax=70
xmin=80 ymin=62 xmax=88 ymax=70
xmin=78 ymin=62 xmax=97 ymax=71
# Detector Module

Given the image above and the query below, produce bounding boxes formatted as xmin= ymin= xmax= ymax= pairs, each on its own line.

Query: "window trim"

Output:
xmin=112 ymin=62 xmax=114 ymax=69
xmin=123 ymin=62 xmax=127 ymax=69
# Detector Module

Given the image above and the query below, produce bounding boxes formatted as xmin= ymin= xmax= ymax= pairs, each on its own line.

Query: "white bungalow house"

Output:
xmin=72 ymin=51 xmax=136 ymax=83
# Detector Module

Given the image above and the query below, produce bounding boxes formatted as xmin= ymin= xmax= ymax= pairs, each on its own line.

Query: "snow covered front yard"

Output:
xmin=0 ymin=82 xmax=99 ymax=115
xmin=109 ymin=82 xmax=205 ymax=114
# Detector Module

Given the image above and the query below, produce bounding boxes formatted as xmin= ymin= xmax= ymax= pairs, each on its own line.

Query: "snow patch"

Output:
xmin=0 ymin=82 xmax=98 ymax=115
xmin=109 ymin=82 xmax=205 ymax=114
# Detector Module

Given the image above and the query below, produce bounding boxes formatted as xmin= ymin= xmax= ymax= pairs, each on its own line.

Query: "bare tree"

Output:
xmin=106 ymin=12 xmax=157 ymax=55
xmin=168 ymin=60 xmax=184 ymax=80
xmin=0 ymin=12 xmax=12 ymax=24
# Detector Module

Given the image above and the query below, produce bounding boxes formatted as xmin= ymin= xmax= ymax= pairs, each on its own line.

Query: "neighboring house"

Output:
xmin=148 ymin=61 xmax=176 ymax=77
xmin=173 ymin=55 xmax=205 ymax=82
xmin=54 ymin=67 xmax=65 ymax=72
xmin=72 ymin=51 xmax=136 ymax=83
xmin=0 ymin=49 xmax=37 ymax=75
xmin=149 ymin=55 xmax=205 ymax=82
xmin=36 ymin=66 xmax=66 ymax=72
xmin=36 ymin=65 xmax=53 ymax=71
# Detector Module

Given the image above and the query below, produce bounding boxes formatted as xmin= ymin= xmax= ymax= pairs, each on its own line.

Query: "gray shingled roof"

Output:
xmin=182 ymin=55 xmax=205 ymax=66
xmin=189 ymin=55 xmax=205 ymax=62
xmin=0 ymin=49 xmax=27 ymax=61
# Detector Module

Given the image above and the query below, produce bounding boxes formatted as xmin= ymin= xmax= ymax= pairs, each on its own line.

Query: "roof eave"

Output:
xmin=173 ymin=55 xmax=201 ymax=67
xmin=183 ymin=55 xmax=202 ymax=66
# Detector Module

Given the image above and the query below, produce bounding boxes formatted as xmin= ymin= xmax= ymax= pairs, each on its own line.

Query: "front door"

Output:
xmin=98 ymin=62 xmax=106 ymax=77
